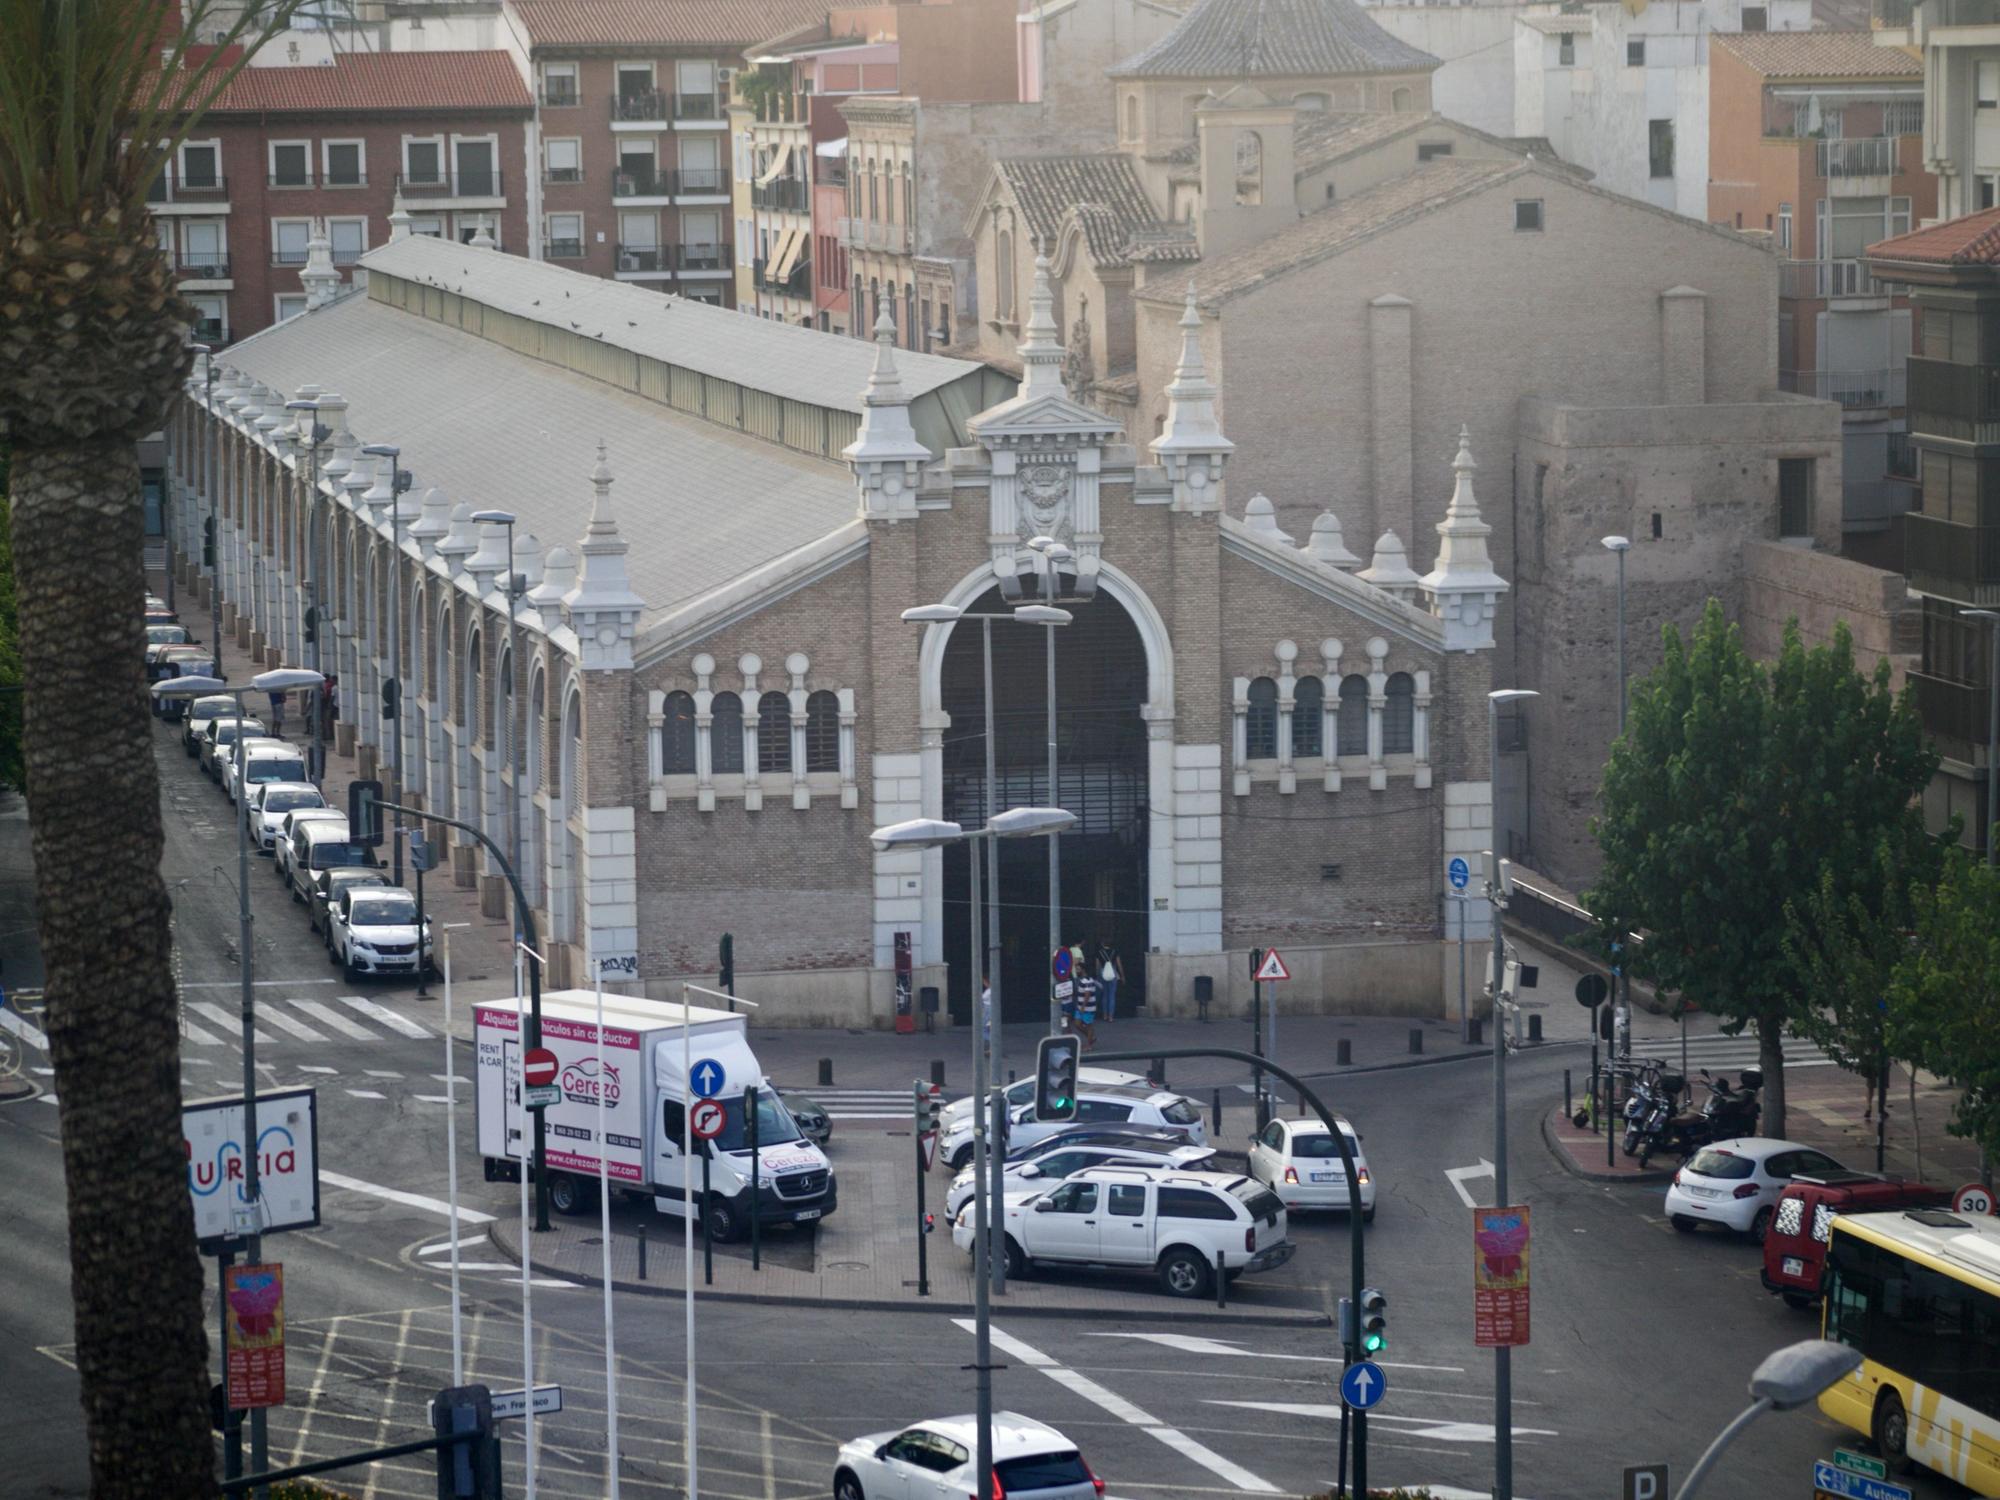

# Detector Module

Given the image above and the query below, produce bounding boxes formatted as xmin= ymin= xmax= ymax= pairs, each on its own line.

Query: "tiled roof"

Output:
xmin=1108 ymin=0 xmax=1438 ymax=79
xmin=1293 ymin=110 xmax=1422 ymax=171
xmin=205 ymin=52 xmax=532 ymax=113
xmin=997 ymin=153 xmax=1162 ymax=263
xmin=1125 ymin=224 xmax=1202 ymax=262
xmin=1714 ymin=30 xmax=1921 ymax=78
xmin=1141 ymin=157 xmax=1524 ymax=305
xmin=512 ymin=0 xmax=827 ymax=51
xmin=1868 ymin=207 xmax=2000 ymax=265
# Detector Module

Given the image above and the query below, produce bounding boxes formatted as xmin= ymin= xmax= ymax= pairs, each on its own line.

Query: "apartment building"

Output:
xmin=149 ymin=50 xmax=532 ymax=344
xmin=513 ymin=0 xmax=823 ymax=303
xmin=1874 ymin=0 xmax=2000 ymax=221
xmin=1710 ymin=31 xmax=1933 ymax=538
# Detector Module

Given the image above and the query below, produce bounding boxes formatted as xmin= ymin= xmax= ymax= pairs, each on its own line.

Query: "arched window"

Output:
xmin=662 ymin=690 xmax=697 ymax=773
xmin=1245 ymin=677 xmax=1278 ymax=759
xmin=1337 ymin=675 xmax=1369 ymax=756
xmin=1384 ymin=673 xmax=1415 ymax=754
xmin=757 ymin=690 xmax=792 ymax=773
xmin=711 ymin=692 xmax=744 ymax=774
xmin=1391 ymin=86 xmax=1413 ymax=112
xmin=1124 ymin=93 xmax=1139 ymax=140
xmin=1293 ymin=677 xmax=1324 ymax=757
xmin=1235 ymin=130 xmax=1263 ymax=205
xmin=805 ymin=690 xmax=840 ymax=773
xmin=901 ymin=163 xmax=913 ymax=229
xmin=996 ymin=229 xmax=1015 ymax=320
xmin=904 ymin=283 xmax=916 ymax=350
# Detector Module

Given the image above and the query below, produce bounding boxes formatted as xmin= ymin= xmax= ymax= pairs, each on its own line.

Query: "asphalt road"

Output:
xmin=0 ymin=716 xmax=1979 ymax=1499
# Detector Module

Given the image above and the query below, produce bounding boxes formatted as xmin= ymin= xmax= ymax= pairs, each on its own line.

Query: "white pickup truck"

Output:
xmin=957 ymin=1163 xmax=1293 ymax=1299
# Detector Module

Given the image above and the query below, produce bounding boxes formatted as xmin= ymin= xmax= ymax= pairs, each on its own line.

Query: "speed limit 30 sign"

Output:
xmin=1954 ymin=1183 xmax=1996 ymax=1217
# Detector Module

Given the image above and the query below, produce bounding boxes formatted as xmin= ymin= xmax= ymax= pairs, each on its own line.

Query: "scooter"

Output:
xmin=1619 ymin=1061 xmax=1683 ymax=1157
xmin=1636 ymin=1068 xmax=1762 ymax=1167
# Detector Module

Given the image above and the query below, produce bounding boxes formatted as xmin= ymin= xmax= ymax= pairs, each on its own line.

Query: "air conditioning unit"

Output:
xmin=719 ymin=66 xmax=736 ymax=82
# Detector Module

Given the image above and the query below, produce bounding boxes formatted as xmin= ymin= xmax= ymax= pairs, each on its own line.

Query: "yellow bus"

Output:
xmin=1818 ymin=1208 xmax=2000 ymax=1496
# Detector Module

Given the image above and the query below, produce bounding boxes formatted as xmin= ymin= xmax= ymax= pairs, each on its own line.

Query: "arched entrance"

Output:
xmin=937 ymin=581 xmax=1150 ymax=1021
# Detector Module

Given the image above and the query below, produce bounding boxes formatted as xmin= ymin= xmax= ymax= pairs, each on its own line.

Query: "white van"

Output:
xmin=475 ymin=991 xmax=836 ymax=1239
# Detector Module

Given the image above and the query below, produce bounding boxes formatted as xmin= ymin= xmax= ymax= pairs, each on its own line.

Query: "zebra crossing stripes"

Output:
xmin=164 ymin=995 xmax=435 ymax=1054
xmin=1631 ymin=1033 xmax=1838 ymax=1072
xmin=801 ymin=1088 xmax=919 ymax=1121
xmin=333 ymin=992 xmax=432 ymax=1039
xmin=290 ymin=997 xmax=377 ymax=1040
xmin=186 ymin=1001 xmax=275 ymax=1046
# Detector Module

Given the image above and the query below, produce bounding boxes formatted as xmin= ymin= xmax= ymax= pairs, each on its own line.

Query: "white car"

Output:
xmin=1248 ymin=1116 xmax=1376 ymax=1220
xmin=942 ymin=1085 xmax=1207 ymax=1170
xmin=198 ymin=716 xmax=266 ymax=778
xmin=325 ymin=885 xmax=432 ymax=981
xmin=275 ymin=808 xmax=347 ymax=885
xmin=1664 ymin=1138 xmax=1846 ymax=1242
xmin=958 ymin=1163 xmax=1293 ymax=1298
xmin=249 ymin=783 xmax=327 ymax=853
xmin=938 ymin=1066 xmax=1145 ymax=1132
xmin=221 ymin=740 xmax=306 ymax=805
xmin=834 ymin=1412 xmax=1102 ymax=1500
xmin=182 ymin=694 xmax=239 ymax=756
xmin=945 ymin=1138 xmax=1216 ymax=1217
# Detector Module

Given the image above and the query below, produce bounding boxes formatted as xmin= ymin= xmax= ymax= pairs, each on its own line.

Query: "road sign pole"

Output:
xmin=749 ymin=1085 xmax=762 ymax=1273
xmin=701 ymin=1150 xmax=712 ymax=1286
xmin=915 ymin=1083 xmax=930 ymax=1298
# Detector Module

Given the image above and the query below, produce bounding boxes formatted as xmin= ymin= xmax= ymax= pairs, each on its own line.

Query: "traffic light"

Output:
xmin=1359 ymin=1286 xmax=1387 ymax=1355
xmin=382 ymin=677 xmax=400 ymax=721
xmin=719 ymin=932 xmax=734 ymax=992
xmin=203 ymin=516 xmax=217 ymax=567
xmin=348 ymin=778 xmax=384 ymax=848
xmin=924 ymin=1084 xmax=941 ymax=1135
xmin=1035 ymin=1034 xmax=1080 ymax=1122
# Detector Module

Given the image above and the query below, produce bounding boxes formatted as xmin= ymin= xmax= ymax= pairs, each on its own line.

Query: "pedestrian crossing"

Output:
xmin=1626 ymin=1030 xmax=1838 ymax=1074
xmin=789 ymin=1087 xmax=916 ymax=1121
xmin=175 ymin=992 xmax=436 ymax=1050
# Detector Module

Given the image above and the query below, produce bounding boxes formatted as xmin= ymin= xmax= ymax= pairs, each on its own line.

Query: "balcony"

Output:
xmin=143 ymin=168 xmax=230 ymax=207
xmin=321 ymin=171 xmax=367 ymax=190
xmin=1888 ymin=429 xmax=1919 ymax=480
xmin=677 ymin=241 xmax=727 ymax=273
xmin=753 ymin=256 xmax=810 ymax=297
xmin=672 ymin=167 xmax=729 ymax=197
xmin=674 ymin=93 xmax=721 ymax=122
xmin=1911 ymin=668 xmax=1994 ymax=749
xmin=268 ymin=172 xmax=315 ymax=190
xmin=548 ymin=237 xmax=584 ymax=260
xmin=614 ymin=168 xmax=671 ymax=199
xmin=1874 ymin=0 xmax=1913 ymax=22
xmin=838 ymin=216 xmax=913 ymax=253
xmin=1817 ymin=136 xmax=1896 ymax=180
xmin=544 ymin=166 xmax=584 ymax=186
xmin=616 ymin=244 xmax=669 ymax=274
xmin=1908 ymin=356 xmax=2000 ymax=440
xmin=1906 ymin=514 xmax=2000 ymax=603
xmin=174 ymin=254 xmax=231 ymax=280
xmin=394 ymin=170 xmax=504 ymax=201
xmin=273 ymin=246 xmax=309 ymax=267
xmin=1780 ymin=366 xmax=1907 ymax=408
xmin=611 ymin=90 xmax=668 ymax=125
xmin=1779 ymin=258 xmax=1885 ymax=300
xmin=752 ymin=179 xmax=810 ymax=213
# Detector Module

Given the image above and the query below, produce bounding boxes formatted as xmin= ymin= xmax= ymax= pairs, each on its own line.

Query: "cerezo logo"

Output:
xmin=561 ymin=1056 xmax=621 ymax=1107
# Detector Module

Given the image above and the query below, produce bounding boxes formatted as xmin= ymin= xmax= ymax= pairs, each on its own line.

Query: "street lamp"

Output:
xmin=151 ymin=665 xmax=323 ymax=1486
xmin=285 ymin=400 xmax=331 ymax=782
xmin=364 ymin=446 xmax=415 ymax=884
xmin=869 ymin=807 xmax=1077 ymax=1500
xmin=1962 ymin=608 xmax=2000 ymax=865
xmin=1674 ymin=1340 xmax=1862 ymax=1499
xmin=1026 ymin=535 xmax=1076 ymax=1036
xmin=1486 ymin=687 xmax=1537 ymax=1500
xmin=190 ymin=346 xmax=225 ymax=665
xmin=470 ymin=507 xmax=546 ymax=1230
xmin=1602 ymin=535 xmax=1634 ymax=1063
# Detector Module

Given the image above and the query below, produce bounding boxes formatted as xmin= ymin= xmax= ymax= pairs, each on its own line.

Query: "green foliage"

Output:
xmin=1886 ymin=850 xmax=2000 ymax=1161
xmin=1589 ymin=602 xmax=1936 ymax=1127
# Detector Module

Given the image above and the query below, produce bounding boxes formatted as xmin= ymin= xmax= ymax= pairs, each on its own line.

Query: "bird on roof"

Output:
xmin=570 ymin=321 xmax=580 ymax=329
xmin=628 ymin=321 xmax=637 ymax=327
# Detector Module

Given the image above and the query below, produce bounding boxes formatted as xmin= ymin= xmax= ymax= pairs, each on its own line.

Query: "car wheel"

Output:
xmin=1781 ymin=1291 xmax=1816 ymax=1311
xmin=948 ymin=1146 xmax=972 ymax=1172
xmin=289 ymin=881 xmax=303 ymax=905
xmin=1873 ymin=1389 xmax=1913 ymax=1475
xmin=1363 ymin=1206 xmax=1377 ymax=1224
xmin=341 ymin=953 xmax=358 ymax=983
xmin=1157 ymin=1247 xmax=1212 ymax=1299
xmin=548 ymin=1173 xmax=589 ymax=1216
xmin=1671 ymin=1215 xmax=1699 ymax=1233
xmin=833 ymin=1468 xmax=866 ymax=1500
xmin=1001 ymin=1236 xmax=1026 ymax=1280
xmin=1749 ymin=1206 xmax=1776 ymax=1245
xmin=705 ymin=1194 xmax=742 ymax=1244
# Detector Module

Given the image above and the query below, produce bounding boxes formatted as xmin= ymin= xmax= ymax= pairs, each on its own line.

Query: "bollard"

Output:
xmin=1469 ymin=1017 xmax=1483 ymax=1045
xmin=1336 ymin=1038 xmax=1351 ymax=1066
xmin=1194 ymin=974 xmax=1214 ymax=1023
xmin=1151 ymin=1057 xmax=1167 ymax=1088
xmin=818 ymin=1057 xmax=833 ymax=1087
xmin=1527 ymin=1014 xmax=1543 ymax=1043
xmin=636 ymin=1221 xmax=648 ymax=1282
xmin=1564 ymin=1067 xmax=1572 ymax=1121
xmin=930 ymin=1059 xmax=945 ymax=1087
xmin=1211 ymin=1087 xmax=1223 ymax=1138
xmin=1215 ymin=1249 xmax=1227 ymax=1309
xmin=1408 ymin=1028 xmax=1423 ymax=1055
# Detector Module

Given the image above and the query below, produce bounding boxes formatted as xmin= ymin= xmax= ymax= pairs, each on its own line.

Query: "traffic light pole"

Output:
xmin=914 ymin=1081 xmax=931 ymax=1298
xmin=1084 ymin=1045 xmax=1369 ymax=1488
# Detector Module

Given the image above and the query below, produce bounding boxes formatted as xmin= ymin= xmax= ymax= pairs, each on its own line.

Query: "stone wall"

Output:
xmin=1740 ymin=540 xmax=1912 ymax=690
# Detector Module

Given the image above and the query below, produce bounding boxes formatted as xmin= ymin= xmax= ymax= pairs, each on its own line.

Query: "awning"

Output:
xmin=815 ymin=138 xmax=848 ymax=158
xmin=755 ymin=142 xmax=793 ymax=188
xmin=770 ymin=226 xmax=806 ymax=283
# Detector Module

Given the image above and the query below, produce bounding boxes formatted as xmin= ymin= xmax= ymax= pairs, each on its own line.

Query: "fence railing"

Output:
xmin=1778 ymin=258 xmax=1883 ymax=299
xmin=1780 ymin=366 xmax=1907 ymax=406
xmin=1817 ymin=136 xmax=1896 ymax=178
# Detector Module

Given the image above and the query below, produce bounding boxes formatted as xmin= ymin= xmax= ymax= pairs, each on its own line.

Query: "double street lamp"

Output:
xmin=284 ymin=399 xmax=332 ymax=783
xmin=363 ymin=445 xmax=415 ymax=884
xmin=870 ymin=806 xmax=1078 ymax=1500
xmin=1025 ymin=535 xmax=1075 ymax=1037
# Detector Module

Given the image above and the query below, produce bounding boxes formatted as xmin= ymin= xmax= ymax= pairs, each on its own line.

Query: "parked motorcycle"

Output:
xmin=1619 ymin=1060 xmax=1683 ymax=1157
xmin=1635 ymin=1067 xmax=1762 ymax=1167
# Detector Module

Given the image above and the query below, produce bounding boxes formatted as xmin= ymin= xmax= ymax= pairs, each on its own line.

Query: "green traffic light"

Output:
xmin=1363 ymin=1333 xmax=1385 ymax=1353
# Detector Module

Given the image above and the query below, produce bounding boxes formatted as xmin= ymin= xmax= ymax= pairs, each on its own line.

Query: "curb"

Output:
xmin=486 ymin=1219 xmax=1331 ymax=1329
xmin=1539 ymin=1106 xmax=1673 ymax=1186
xmin=0 ymin=1076 xmax=40 ymax=1104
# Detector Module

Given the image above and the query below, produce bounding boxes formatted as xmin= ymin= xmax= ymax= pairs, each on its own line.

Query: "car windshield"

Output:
xmin=994 ymin=1452 xmax=1090 ymax=1488
xmin=193 ymin=700 xmax=233 ymax=719
xmin=262 ymin=790 xmax=321 ymax=813
xmin=312 ymin=843 xmax=368 ymax=870
xmin=350 ymin=896 xmax=418 ymax=926
xmin=1291 ymin=1130 xmax=1361 ymax=1159
xmin=247 ymin=759 xmax=305 ymax=783
xmin=1160 ymin=1098 xmax=1201 ymax=1126
xmin=1687 ymin=1148 xmax=1755 ymax=1180
xmin=711 ymin=1091 xmax=804 ymax=1153
xmin=147 ymin=625 xmax=188 ymax=643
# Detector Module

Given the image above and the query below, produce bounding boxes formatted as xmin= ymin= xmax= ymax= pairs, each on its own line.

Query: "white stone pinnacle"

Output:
xmin=1307 ymin=510 xmax=1362 ymax=570
xmin=1016 ymin=253 xmax=1068 ymax=400
xmin=301 ymin=218 xmax=341 ymax=310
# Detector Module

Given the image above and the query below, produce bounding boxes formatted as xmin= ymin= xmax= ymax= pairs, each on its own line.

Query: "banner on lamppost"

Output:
xmin=1472 ymin=1204 xmax=1530 ymax=1348
xmin=224 ymin=1262 xmax=287 ymax=1409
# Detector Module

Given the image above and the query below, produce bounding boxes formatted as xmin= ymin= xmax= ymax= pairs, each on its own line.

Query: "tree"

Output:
xmin=1589 ymin=602 xmax=1935 ymax=1138
xmin=0 ymin=1 xmax=331 ymax=1491
xmin=1886 ymin=851 xmax=2000 ymax=1164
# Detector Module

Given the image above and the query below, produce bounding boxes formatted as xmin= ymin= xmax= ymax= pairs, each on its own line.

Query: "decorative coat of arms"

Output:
xmin=1018 ymin=461 xmax=1074 ymax=546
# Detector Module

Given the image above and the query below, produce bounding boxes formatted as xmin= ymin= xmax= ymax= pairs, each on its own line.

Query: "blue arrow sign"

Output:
xmin=1812 ymin=1462 xmax=1911 ymax=1500
xmin=1447 ymin=857 xmax=1471 ymax=891
xmin=688 ymin=1058 xmax=728 ymax=1100
xmin=1338 ymin=1361 xmax=1386 ymax=1411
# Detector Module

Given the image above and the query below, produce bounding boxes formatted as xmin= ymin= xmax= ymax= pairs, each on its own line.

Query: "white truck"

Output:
xmin=475 ymin=990 xmax=836 ymax=1240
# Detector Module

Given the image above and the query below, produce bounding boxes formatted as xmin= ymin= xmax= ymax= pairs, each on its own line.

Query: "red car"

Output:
xmin=1761 ymin=1170 xmax=1949 ymax=1308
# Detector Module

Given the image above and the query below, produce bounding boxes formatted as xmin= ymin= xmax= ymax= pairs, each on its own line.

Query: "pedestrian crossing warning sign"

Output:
xmin=1253 ymin=949 xmax=1291 ymax=982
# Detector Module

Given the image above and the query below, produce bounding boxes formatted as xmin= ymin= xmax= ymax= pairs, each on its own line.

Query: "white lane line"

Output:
xmin=418 ymin=1234 xmax=488 ymax=1256
xmin=957 ymin=1320 xmax=1278 ymax=1494
xmin=363 ymin=1069 xmax=404 ymax=1078
xmin=38 ymin=1094 xmax=59 ymax=1106
xmin=298 ymin=1065 xmax=337 ymax=1075
xmin=823 ymin=1112 xmax=909 ymax=1121
xmin=179 ymin=1017 xmax=229 ymax=1047
xmin=190 ymin=1002 xmax=275 ymax=1046
xmin=0 ymin=1007 xmax=49 ymax=1052
xmin=181 ymin=978 xmax=339 ymax=988
xmin=1206 ymin=1401 xmax=1558 ymax=1444
xmin=291 ymin=998 xmax=376 ymax=1040
xmin=336 ymin=994 xmax=431 ymax=1039
xmin=346 ymin=1089 xmax=387 ymax=1100
xmin=1444 ymin=1160 xmax=1494 ymax=1210
xmin=320 ymin=1170 xmax=496 ymax=1223
xmin=257 ymin=1007 xmax=330 ymax=1044
xmin=1084 ymin=1332 xmax=1464 ymax=1374
xmin=412 ymin=1094 xmax=455 ymax=1105
xmin=32 ymin=1066 xmax=54 ymax=1076
xmin=430 ymin=1074 xmax=470 ymax=1084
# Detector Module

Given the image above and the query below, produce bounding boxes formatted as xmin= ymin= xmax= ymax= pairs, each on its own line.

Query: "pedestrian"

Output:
xmin=979 ymin=974 xmax=993 ymax=1054
xmin=266 ymin=688 xmax=286 ymax=738
xmin=1075 ymin=969 xmax=1098 ymax=1051
xmin=1096 ymin=938 xmax=1125 ymax=1022
xmin=324 ymin=674 xmax=340 ymax=724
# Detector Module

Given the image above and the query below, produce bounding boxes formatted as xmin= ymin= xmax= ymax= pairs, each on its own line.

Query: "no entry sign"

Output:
xmin=523 ymin=1048 xmax=559 ymax=1088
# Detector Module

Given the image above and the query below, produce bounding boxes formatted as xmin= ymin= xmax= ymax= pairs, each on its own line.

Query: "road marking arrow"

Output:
xmin=1444 ymin=1159 xmax=1495 ymax=1209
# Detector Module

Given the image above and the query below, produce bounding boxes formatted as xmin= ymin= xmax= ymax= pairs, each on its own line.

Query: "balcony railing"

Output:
xmin=394 ymin=170 xmax=503 ymax=198
xmin=1781 ymin=366 xmax=1907 ymax=407
xmin=174 ymin=255 xmax=231 ymax=279
xmin=838 ymin=216 xmax=913 ymax=253
xmin=273 ymin=247 xmax=310 ymax=266
xmin=1912 ymin=668 xmax=1995 ymax=747
xmin=613 ymin=168 xmax=671 ymax=198
xmin=192 ymin=317 xmax=226 ymax=343
xmin=548 ymin=237 xmax=584 ymax=260
xmin=1817 ymin=136 xmax=1896 ymax=178
xmin=611 ymin=90 xmax=668 ymax=123
xmin=675 ymin=93 xmax=720 ymax=121
xmin=1888 ymin=429 xmax=1919 ymax=480
xmin=677 ymin=242 xmax=727 ymax=272
xmin=144 ymin=168 xmax=230 ymax=205
xmin=616 ymin=244 xmax=668 ymax=273
xmin=544 ymin=166 xmax=584 ymax=185
xmin=752 ymin=179 xmax=810 ymax=212
xmin=753 ymin=256 xmax=810 ymax=296
xmin=268 ymin=172 xmax=315 ymax=189
xmin=673 ymin=167 xmax=728 ymax=196
xmin=1778 ymin=258 xmax=1883 ymax=300
xmin=1874 ymin=0 xmax=1913 ymax=23
xmin=331 ymin=244 xmax=363 ymax=266
xmin=1907 ymin=515 xmax=2000 ymax=603
xmin=1909 ymin=356 xmax=2000 ymax=434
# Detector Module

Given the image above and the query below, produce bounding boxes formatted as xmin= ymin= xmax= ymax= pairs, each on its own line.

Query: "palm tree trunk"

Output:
xmin=11 ymin=440 xmax=216 ymax=1497
xmin=1757 ymin=1010 xmax=1788 ymax=1141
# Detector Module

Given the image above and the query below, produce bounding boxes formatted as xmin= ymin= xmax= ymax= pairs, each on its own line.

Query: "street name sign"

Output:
xmin=1813 ymin=1461 xmax=1911 ymax=1500
xmin=1253 ymin=949 xmax=1291 ymax=983
xmin=525 ymin=1083 xmax=562 ymax=1110
xmin=491 ymin=1385 xmax=564 ymax=1421
xmin=1338 ymin=1361 xmax=1385 ymax=1410
xmin=689 ymin=1098 xmax=727 ymax=1141
xmin=1834 ymin=1450 xmax=1888 ymax=1481
xmin=689 ymin=1057 xmax=728 ymax=1099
